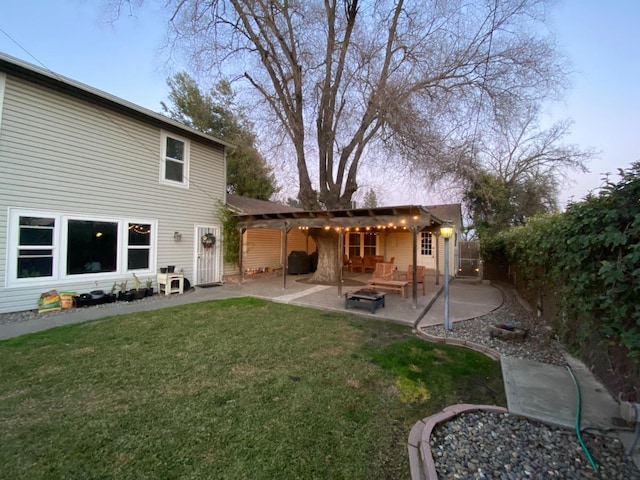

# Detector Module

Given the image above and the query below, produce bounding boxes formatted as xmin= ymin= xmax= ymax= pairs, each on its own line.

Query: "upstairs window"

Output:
xmin=161 ymin=132 xmax=189 ymax=187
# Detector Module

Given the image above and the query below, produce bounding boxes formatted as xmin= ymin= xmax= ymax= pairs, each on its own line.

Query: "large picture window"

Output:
xmin=8 ymin=210 xmax=156 ymax=285
xmin=161 ymin=131 xmax=189 ymax=187
xmin=67 ymin=220 xmax=118 ymax=274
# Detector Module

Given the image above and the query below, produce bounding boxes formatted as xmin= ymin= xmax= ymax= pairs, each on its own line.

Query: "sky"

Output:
xmin=1 ymin=0 xmax=639 ymax=208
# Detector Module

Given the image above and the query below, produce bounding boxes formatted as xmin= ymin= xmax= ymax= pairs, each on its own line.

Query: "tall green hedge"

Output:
xmin=485 ymin=162 xmax=640 ymax=359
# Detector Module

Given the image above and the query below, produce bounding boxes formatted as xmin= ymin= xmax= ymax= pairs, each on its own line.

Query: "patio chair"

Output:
xmin=370 ymin=262 xmax=395 ymax=281
xmin=363 ymin=255 xmax=377 ymax=272
xmin=398 ymin=265 xmax=426 ymax=295
xmin=349 ymin=256 xmax=365 ymax=272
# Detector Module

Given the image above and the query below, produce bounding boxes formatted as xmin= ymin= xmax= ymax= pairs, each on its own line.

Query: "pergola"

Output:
xmin=234 ymin=205 xmax=447 ymax=309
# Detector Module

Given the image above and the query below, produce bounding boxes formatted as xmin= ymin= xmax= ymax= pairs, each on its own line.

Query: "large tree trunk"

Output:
xmin=310 ymin=229 xmax=340 ymax=283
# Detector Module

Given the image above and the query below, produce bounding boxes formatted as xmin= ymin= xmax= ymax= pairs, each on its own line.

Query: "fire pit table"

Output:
xmin=345 ymin=289 xmax=386 ymax=314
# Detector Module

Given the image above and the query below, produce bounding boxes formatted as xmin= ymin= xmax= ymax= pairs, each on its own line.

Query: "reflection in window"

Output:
xmin=67 ymin=220 xmax=118 ymax=274
xmin=164 ymin=136 xmax=185 ymax=183
xmin=128 ymin=223 xmax=151 ymax=269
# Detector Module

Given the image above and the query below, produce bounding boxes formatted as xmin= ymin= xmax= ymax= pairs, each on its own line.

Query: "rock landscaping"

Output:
xmin=422 ymin=283 xmax=640 ymax=479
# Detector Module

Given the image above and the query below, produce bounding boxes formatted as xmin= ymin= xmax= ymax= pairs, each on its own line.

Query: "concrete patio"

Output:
xmin=0 ymin=270 xmax=503 ymax=339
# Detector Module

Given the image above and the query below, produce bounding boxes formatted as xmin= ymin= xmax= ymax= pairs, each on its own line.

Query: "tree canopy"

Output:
xmin=111 ymin=0 xmax=569 ymax=210
xmin=162 ymin=72 xmax=278 ymax=200
xmin=461 ymin=106 xmax=591 ymax=239
xmin=108 ymin=0 xmax=579 ymax=281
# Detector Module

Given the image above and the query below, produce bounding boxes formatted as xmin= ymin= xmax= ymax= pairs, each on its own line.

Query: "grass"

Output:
xmin=0 ymin=298 xmax=505 ymax=479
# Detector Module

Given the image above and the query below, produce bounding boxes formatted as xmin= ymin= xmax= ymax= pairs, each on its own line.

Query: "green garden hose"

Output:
xmin=566 ymin=364 xmax=598 ymax=471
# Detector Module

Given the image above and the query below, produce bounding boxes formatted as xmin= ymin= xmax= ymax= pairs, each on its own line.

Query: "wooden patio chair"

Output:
xmin=363 ymin=255 xmax=377 ymax=272
xmin=370 ymin=262 xmax=395 ymax=281
xmin=349 ymin=256 xmax=364 ymax=272
xmin=398 ymin=265 xmax=426 ymax=295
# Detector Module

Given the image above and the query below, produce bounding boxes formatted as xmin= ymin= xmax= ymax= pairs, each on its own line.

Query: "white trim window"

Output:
xmin=7 ymin=209 xmax=156 ymax=286
xmin=420 ymin=232 xmax=433 ymax=256
xmin=160 ymin=131 xmax=190 ymax=188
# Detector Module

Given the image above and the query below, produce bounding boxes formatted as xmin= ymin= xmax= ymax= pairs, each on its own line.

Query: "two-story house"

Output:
xmin=0 ymin=52 xmax=230 ymax=314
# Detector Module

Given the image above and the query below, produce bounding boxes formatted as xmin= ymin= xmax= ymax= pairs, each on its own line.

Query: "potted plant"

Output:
xmin=145 ymin=278 xmax=154 ymax=297
xmin=131 ymin=273 xmax=146 ymax=300
xmin=106 ymin=282 xmax=117 ymax=303
xmin=118 ymin=280 xmax=132 ymax=301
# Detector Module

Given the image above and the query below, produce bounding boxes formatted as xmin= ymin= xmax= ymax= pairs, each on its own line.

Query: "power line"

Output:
xmin=0 ymin=27 xmax=220 ymax=203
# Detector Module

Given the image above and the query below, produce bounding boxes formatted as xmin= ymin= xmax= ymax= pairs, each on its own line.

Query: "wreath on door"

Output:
xmin=201 ymin=233 xmax=216 ymax=249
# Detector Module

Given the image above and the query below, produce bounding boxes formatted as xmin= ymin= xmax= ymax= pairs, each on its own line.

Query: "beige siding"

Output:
xmin=243 ymin=229 xmax=282 ymax=270
xmin=287 ymin=229 xmax=315 ymax=254
xmin=0 ymin=75 xmax=226 ymax=313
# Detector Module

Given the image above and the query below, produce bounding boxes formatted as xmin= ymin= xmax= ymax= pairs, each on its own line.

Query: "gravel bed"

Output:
xmin=422 ymin=284 xmax=566 ymax=365
xmin=422 ymin=282 xmax=640 ymax=479
xmin=0 ymin=292 xmax=188 ymax=326
xmin=431 ymin=410 xmax=639 ymax=479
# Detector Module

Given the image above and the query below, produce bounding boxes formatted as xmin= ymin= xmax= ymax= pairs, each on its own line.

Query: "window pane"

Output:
xmin=363 ymin=233 xmax=376 ymax=256
xmin=348 ymin=233 xmax=360 ymax=257
xmin=166 ymin=137 xmax=184 ymax=160
xmin=19 ymin=216 xmax=54 ymax=246
xmin=67 ymin=220 xmax=118 ymax=275
xmin=128 ymin=249 xmax=150 ymax=270
xmin=20 ymin=227 xmax=53 ymax=246
xmin=421 ymin=233 xmax=432 ymax=256
xmin=17 ymin=252 xmax=53 ymax=278
xmin=165 ymin=159 xmax=183 ymax=182
xmin=128 ymin=224 xmax=151 ymax=246
xmin=20 ymin=217 xmax=55 ymax=227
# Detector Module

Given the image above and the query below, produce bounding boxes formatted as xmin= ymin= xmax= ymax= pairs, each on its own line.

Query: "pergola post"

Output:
xmin=237 ymin=227 xmax=246 ymax=284
xmin=411 ymin=226 xmax=418 ymax=310
xmin=434 ymin=230 xmax=440 ymax=285
xmin=337 ymin=228 xmax=343 ymax=298
xmin=282 ymin=221 xmax=289 ymax=290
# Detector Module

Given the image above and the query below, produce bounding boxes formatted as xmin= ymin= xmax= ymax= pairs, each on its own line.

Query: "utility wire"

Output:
xmin=0 ymin=26 xmax=221 ymax=203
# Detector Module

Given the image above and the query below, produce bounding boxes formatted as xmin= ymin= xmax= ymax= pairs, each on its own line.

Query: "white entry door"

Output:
xmin=194 ymin=225 xmax=221 ymax=285
xmin=418 ymin=232 xmax=436 ymax=269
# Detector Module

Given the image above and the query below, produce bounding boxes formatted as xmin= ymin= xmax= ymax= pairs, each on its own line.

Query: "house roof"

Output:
xmin=425 ymin=204 xmax=463 ymax=227
xmin=226 ymin=194 xmax=303 ymax=215
xmin=0 ymin=52 xmax=233 ymax=149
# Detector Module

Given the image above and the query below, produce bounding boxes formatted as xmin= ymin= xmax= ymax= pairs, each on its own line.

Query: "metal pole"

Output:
xmin=434 ymin=232 xmax=440 ymax=285
xmin=444 ymin=235 xmax=451 ymax=330
xmin=337 ymin=229 xmax=343 ymax=298
xmin=411 ymin=227 xmax=418 ymax=309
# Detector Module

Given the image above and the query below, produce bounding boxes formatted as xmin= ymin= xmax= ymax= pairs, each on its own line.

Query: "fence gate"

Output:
xmin=458 ymin=241 xmax=481 ymax=278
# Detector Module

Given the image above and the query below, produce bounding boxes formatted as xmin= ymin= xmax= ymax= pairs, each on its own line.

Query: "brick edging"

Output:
xmin=414 ymin=404 xmax=509 ymax=480
xmin=414 ymin=329 xmax=502 ymax=361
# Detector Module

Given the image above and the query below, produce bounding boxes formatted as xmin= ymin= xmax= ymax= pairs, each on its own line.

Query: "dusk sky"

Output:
xmin=2 ymin=0 xmax=638 ymax=208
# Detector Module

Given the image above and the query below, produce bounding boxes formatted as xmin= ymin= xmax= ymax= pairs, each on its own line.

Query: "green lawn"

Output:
xmin=0 ymin=298 xmax=505 ymax=479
